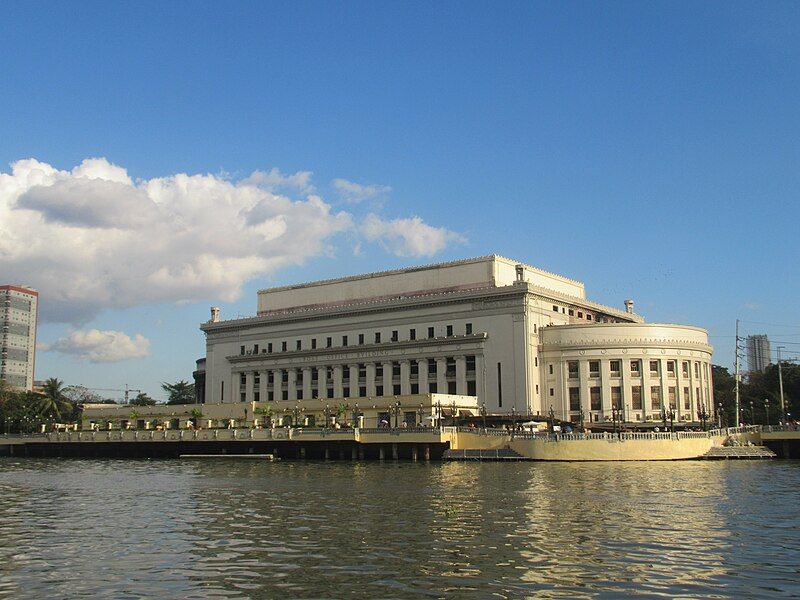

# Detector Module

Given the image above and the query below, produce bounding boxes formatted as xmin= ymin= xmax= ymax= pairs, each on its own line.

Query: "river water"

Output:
xmin=0 ymin=458 xmax=797 ymax=599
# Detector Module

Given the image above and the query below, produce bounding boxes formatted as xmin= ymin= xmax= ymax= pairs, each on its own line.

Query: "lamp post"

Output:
xmin=417 ymin=402 xmax=424 ymax=428
xmin=352 ymin=403 xmax=359 ymax=429
xmin=436 ymin=400 xmax=442 ymax=428
xmin=749 ymin=400 xmax=754 ymax=427
xmin=668 ymin=408 xmax=675 ymax=433
xmin=451 ymin=400 xmax=457 ymax=428
xmin=395 ymin=400 xmax=402 ymax=428
xmin=510 ymin=405 xmax=516 ymax=440
xmin=548 ymin=405 xmax=555 ymax=435
xmin=479 ymin=402 xmax=487 ymax=431
xmin=292 ymin=406 xmax=300 ymax=428
xmin=324 ymin=404 xmax=331 ymax=429
xmin=777 ymin=346 xmax=786 ymax=424
xmin=579 ymin=408 xmax=585 ymax=433
xmin=764 ymin=398 xmax=770 ymax=428
xmin=717 ymin=402 xmax=724 ymax=428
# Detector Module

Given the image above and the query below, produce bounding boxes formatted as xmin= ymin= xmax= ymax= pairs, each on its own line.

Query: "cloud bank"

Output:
xmin=0 ymin=158 xmax=464 ymax=323
xmin=42 ymin=329 xmax=151 ymax=363
xmin=332 ymin=178 xmax=391 ymax=203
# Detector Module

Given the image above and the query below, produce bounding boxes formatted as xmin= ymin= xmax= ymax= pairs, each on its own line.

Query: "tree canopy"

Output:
xmin=161 ymin=380 xmax=196 ymax=405
xmin=714 ymin=362 xmax=799 ymax=425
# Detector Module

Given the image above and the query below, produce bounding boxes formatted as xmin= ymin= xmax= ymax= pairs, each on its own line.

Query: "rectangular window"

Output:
xmin=391 ymin=330 xmax=398 ymax=342
xmin=428 ymin=326 xmax=434 ymax=339
xmin=466 ymin=355 xmax=475 ymax=372
xmin=268 ymin=343 xmax=273 ymax=353
xmin=632 ymin=386 xmax=642 ymax=410
xmin=311 ymin=338 xmax=317 ymax=350
xmin=586 ymin=314 xmax=593 ymax=321
xmin=549 ymin=364 xmax=553 ymax=375
xmin=343 ymin=387 xmax=350 ymax=397
xmin=376 ymin=385 xmax=383 ymax=396
xmin=280 ymin=341 xmax=286 ymax=352
xmin=667 ymin=361 xmax=676 ymax=377
xmin=553 ymin=305 xmax=559 ymax=312
xmin=392 ymin=362 xmax=401 ymax=377
xmin=549 ymin=388 xmax=554 ymax=397
xmin=342 ymin=335 xmax=348 ymax=347
xmin=253 ymin=344 xmax=259 ymax=354
xmin=466 ymin=323 xmax=473 ymax=335
xmin=577 ymin=311 xmax=583 ymax=318
xmin=376 ymin=364 xmax=383 ymax=377
xmin=611 ymin=386 xmax=622 ymax=409
xmin=589 ymin=361 xmax=600 ymax=375
xmin=267 ymin=372 xmax=274 ymax=384
xmin=569 ymin=387 xmax=581 ymax=411
xmin=448 ymin=381 xmax=457 ymax=394
xmin=694 ymin=362 xmax=700 ymax=377
xmin=282 ymin=371 xmax=288 ymax=383
xmin=326 ymin=337 xmax=332 ymax=348
xmin=630 ymin=359 xmax=640 ymax=373
xmin=590 ymin=386 xmax=601 ymax=411
xmin=428 ymin=358 xmax=437 ymax=374
xmin=446 ymin=325 xmax=453 ymax=336
xmin=683 ymin=386 xmax=690 ymax=410
xmin=650 ymin=386 xmax=661 ymax=410
xmin=568 ymin=309 xmax=574 ymax=316
xmin=359 ymin=386 xmax=366 ymax=397
xmin=297 ymin=390 xmax=303 ymax=400
xmin=497 ymin=362 xmax=503 ymax=407
xmin=359 ymin=363 xmax=366 ymax=378
xmin=375 ymin=332 xmax=381 ymax=343
xmin=240 ymin=345 xmax=245 ymax=355
xmin=610 ymin=360 xmax=620 ymax=375
xmin=568 ymin=361 xmax=579 ymax=378
xmin=650 ymin=360 xmax=659 ymax=375
xmin=394 ymin=384 xmax=402 ymax=395
xmin=409 ymin=328 xmax=416 ymax=341
xmin=668 ymin=386 xmax=676 ymax=409
xmin=682 ymin=361 xmax=689 ymax=376
xmin=296 ymin=340 xmax=302 ymax=351
xmin=358 ymin=333 xmax=364 ymax=345
xmin=410 ymin=361 xmax=418 ymax=376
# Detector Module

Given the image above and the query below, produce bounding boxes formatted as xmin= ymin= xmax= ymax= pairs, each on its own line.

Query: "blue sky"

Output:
xmin=1 ymin=2 xmax=798 ymax=401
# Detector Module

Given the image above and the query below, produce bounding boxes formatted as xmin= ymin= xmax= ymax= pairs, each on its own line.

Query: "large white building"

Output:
xmin=200 ymin=256 xmax=714 ymax=425
xmin=1 ymin=285 xmax=39 ymax=391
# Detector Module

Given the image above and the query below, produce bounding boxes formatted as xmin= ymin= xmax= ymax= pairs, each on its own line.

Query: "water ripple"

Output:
xmin=0 ymin=459 xmax=798 ymax=598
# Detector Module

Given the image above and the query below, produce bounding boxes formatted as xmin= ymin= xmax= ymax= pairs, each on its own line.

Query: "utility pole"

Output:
xmin=777 ymin=345 xmax=786 ymax=425
xmin=734 ymin=319 xmax=741 ymax=427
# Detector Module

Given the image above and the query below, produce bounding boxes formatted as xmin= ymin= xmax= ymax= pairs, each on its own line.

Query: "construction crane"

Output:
xmin=86 ymin=384 xmax=143 ymax=404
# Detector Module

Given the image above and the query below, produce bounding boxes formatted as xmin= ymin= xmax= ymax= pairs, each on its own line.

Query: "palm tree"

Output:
xmin=36 ymin=378 xmax=73 ymax=422
xmin=256 ymin=404 xmax=274 ymax=427
xmin=161 ymin=380 xmax=196 ymax=405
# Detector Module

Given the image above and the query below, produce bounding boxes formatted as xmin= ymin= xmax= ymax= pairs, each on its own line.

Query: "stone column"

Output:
xmin=287 ymin=368 xmax=297 ymax=401
xmin=382 ymin=361 xmax=393 ymax=394
xmin=578 ymin=359 xmax=591 ymax=419
xmin=455 ymin=355 xmax=467 ymax=396
xmin=349 ymin=364 xmax=359 ymax=397
xmin=641 ymin=357 xmax=653 ymax=420
xmin=318 ymin=366 xmax=328 ymax=399
xmin=675 ymin=360 xmax=685 ymax=421
xmin=659 ymin=358 xmax=669 ymax=418
xmin=600 ymin=359 xmax=612 ymax=419
xmin=366 ymin=362 xmax=377 ymax=396
xmin=417 ymin=358 xmax=429 ymax=394
xmin=272 ymin=369 xmax=282 ymax=401
xmin=436 ymin=358 xmax=447 ymax=395
xmin=302 ymin=367 xmax=312 ymax=400
xmin=620 ymin=358 xmax=631 ymax=421
xmin=400 ymin=360 xmax=411 ymax=395
xmin=258 ymin=370 xmax=268 ymax=403
xmin=333 ymin=365 xmax=344 ymax=398
xmin=245 ymin=372 xmax=255 ymax=403
xmin=475 ymin=354 xmax=485 ymax=405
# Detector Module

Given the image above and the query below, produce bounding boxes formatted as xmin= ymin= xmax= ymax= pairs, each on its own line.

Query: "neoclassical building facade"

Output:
xmin=199 ymin=255 xmax=714 ymax=424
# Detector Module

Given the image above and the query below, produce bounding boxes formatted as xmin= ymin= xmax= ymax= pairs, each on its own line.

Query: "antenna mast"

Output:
xmin=734 ymin=319 xmax=741 ymax=427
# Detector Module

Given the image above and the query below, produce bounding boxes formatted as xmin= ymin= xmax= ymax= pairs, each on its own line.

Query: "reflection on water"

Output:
xmin=0 ymin=458 xmax=798 ymax=598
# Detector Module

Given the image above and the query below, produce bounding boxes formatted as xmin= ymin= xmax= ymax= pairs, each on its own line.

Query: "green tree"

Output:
xmin=161 ymin=380 xmax=196 ymax=405
xmin=130 ymin=392 xmax=156 ymax=406
xmin=36 ymin=378 xmax=75 ymax=422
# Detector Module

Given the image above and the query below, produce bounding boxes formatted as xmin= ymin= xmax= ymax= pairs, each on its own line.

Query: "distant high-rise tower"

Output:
xmin=746 ymin=334 xmax=771 ymax=374
xmin=0 ymin=285 xmax=38 ymax=390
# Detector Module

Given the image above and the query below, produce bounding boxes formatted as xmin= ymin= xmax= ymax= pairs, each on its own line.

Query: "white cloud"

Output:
xmin=43 ymin=329 xmax=151 ymax=363
xmin=360 ymin=214 xmax=466 ymax=257
xmin=241 ymin=167 xmax=315 ymax=194
xmin=0 ymin=157 xmax=462 ymax=323
xmin=332 ymin=178 xmax=391 ymax=204
xmin=0 ymin=158 xmax=351 ymax=322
